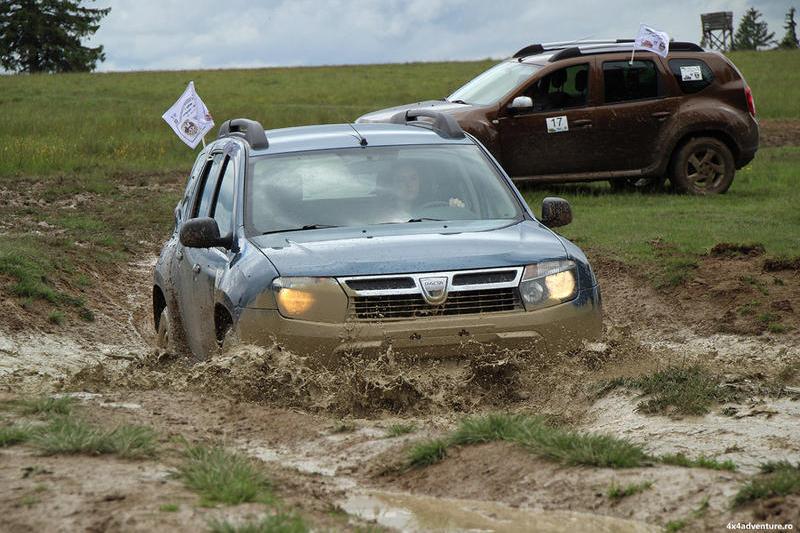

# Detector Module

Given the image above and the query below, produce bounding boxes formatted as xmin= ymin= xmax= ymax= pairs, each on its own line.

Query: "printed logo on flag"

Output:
xmin=162 ymin=81 xmax=214 ymax=149
xmin=634 ymin=25 xmax=670 ymax=58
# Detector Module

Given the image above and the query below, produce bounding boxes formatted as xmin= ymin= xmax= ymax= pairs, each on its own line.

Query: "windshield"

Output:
xmin=448 ymin=61 xmax=540 ymax=105
xmin=246 ymin=145 xmax=523 ymax=235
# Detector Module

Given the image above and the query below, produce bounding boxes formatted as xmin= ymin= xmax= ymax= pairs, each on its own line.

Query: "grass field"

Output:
xmin=0 ymin=50 xmax=798 ymax=319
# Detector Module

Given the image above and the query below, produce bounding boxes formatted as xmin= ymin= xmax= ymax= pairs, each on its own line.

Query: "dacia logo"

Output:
xmin=420 ymin=276 xmax=448 ymax=305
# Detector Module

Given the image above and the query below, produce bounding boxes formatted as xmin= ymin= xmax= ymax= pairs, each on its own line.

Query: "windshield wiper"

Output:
xmin=407 ymin=217 xmax=445 ymax=223
xmin=261 ymin=224 xmax=339 ymax=235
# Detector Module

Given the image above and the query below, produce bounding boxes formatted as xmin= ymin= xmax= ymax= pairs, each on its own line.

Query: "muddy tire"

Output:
xmin=670 ymin=137 xmax=735 ymax=195
xmin=608 ymin=176 xmax=666 ymax=193
xmin=155 ymin=306 xmax=188 ymax=357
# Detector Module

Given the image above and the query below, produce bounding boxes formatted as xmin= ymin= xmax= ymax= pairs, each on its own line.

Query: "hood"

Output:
xmin=250 ymin=220 xmax=567 ymax=277
xmin=356 ymin=100 xmax=474 ymax=124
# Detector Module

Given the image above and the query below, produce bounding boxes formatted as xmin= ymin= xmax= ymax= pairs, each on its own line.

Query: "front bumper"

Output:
xmin=237 ymin=285 xmax=602 ymax=357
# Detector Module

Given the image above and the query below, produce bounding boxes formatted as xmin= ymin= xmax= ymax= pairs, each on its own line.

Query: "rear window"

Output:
xmin=668 ymin=59 xmax=714 ymax=94
xmin=603 ymin=60 xmax=659 ymax=103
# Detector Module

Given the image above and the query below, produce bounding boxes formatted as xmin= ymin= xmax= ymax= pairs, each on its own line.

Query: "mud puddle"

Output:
xmin=341 ymin=490 xmax=658 ymax=532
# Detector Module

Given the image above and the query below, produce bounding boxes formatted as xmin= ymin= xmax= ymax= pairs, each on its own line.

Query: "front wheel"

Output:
xmin=155 ymin=306 xmax=188 ymax=357
xmin=670 ymin=137 xmax=735 ymax=195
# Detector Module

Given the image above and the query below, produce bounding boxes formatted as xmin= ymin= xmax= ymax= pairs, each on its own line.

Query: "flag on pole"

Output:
xmin=633 ymin=24 xmax=670 ymax=58
xmin=162 ymin=81 xmax=214 ymax=149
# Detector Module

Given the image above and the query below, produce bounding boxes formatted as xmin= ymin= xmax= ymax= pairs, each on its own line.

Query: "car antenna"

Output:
xmin=348 ymin=124 xmax=368 ymax=147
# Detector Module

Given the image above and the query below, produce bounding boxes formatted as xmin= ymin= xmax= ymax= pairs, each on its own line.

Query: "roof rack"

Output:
xmin=547 ymin=41 xmax=704 ymax=62
xmin=389 ymin=109 xmax=465 ymax=140
xmin=218 ymin=118 xmax=269 ymax=149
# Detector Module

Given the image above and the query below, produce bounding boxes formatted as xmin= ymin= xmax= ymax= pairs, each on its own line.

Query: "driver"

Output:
xmin=394 ymin=164 xmax=466 ymax=214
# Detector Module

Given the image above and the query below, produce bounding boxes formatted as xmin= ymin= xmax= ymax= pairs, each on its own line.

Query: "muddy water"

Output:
xmin=341 ymin=490 xmax=659 ymax=532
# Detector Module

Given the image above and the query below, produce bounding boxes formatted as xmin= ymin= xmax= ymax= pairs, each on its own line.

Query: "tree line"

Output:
xmin=729 ymin=6 xmax=798 ymax=50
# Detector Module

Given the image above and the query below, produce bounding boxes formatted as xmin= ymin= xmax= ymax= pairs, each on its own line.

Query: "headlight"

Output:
xmin=272 ymin=277 xmax=348 ymax=322
xmin=519 ymin=260 xmax=577 ymax=310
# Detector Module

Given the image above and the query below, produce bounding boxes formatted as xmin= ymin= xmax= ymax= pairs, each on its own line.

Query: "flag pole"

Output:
xmin=201 ymin=136 xmax=206 ymax=148
xmin=629 ymin=47 xmax=635 ymax=65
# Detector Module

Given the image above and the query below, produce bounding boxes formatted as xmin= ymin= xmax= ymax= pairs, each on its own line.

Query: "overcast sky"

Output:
xmin=89 ymin=0 xmax=794 ymax=71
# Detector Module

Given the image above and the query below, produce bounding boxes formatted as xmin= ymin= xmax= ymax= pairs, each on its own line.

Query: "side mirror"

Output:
xmin=541 ymin=197 xmax=572 ymax=228
xmin=508 ymin=96 xmax=533 ymax=113
xmin=179 ymin=217 xmax=232 ymax=249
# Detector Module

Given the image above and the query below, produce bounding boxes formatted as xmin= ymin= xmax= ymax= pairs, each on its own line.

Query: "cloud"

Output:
xmin=89 ymin=0 xmax=791 ymax=71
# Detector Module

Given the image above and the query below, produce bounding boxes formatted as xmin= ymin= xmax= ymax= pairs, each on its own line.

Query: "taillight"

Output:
xmin=744 ymin=86 xmax=756 ymax=117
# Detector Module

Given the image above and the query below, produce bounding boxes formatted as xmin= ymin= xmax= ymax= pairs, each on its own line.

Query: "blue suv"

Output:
xmin=153 ymin=111 xmax=602 ymax=360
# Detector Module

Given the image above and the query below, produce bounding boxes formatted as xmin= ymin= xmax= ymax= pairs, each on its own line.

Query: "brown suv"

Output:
xmin=357 ymin=40 xmax=759 ymax=194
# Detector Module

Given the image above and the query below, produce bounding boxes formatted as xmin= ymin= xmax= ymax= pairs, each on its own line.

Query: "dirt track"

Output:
xmin=1 ymin=248 xmax=799 ymax=531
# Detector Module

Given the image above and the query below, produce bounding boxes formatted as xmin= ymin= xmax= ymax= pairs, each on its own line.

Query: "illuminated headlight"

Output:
xmin=519 ymin=260 xmax=578 ymax=310
xmin=271 ymin=277 xmax=347 ymax=322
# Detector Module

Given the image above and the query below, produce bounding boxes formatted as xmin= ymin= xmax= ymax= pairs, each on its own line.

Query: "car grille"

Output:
xmin=351 ymin=287 xmax=522 ymax=321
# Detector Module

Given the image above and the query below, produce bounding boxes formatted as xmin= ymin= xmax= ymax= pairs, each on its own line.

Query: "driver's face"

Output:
xmin=396 ymin=168 xmax=421 ymax=202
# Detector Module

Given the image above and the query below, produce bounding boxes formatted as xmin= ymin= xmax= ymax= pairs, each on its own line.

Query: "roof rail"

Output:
xmin=389 ymin=109 xmax=465 ymax=140
xmin=218 ymin=118 xmax=269 ymax=149
xmin=513 ymin=39 xmax=634 ymax=58
xmin=547 ymin=41 xmax=704 ymax=62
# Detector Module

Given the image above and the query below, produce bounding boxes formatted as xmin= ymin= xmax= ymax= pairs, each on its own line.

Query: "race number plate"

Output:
xmin=546 ymin=116 xmax=568 ymax=133
xmin=680 ymin=65 xmax=703 ymax=81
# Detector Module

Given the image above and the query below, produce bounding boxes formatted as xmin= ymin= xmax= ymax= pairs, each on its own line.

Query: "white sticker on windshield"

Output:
xmin=680 ymin=65 xmax=703 ymax=81
xmin=546 ymin=115 xmax=568 ymax=133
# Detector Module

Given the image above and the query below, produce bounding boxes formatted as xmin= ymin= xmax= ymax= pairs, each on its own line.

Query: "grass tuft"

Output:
xmin=159 ymin=503 xmax=179 ymax=512
xmin=600 ymin=366 xmax=732 ymax=416
xmin=32 ymin=416 xmax=156 ymax=458
xmin=733 ymin=461 xmax=800 ymax=507
xmin=607 ymin=480 xmax=653 ymax=500
xmin=176 ymin=444 xmax=273 ymax=506
xmin=659 ymin=453 xmax=737 ymax=472
xmin=0 ymin=424 xmax=35 ymax=447
xmin=10 ymin=396 xmax=75 ymax=416
xmin=407 ymin=439 xmax=449 ymax=467
xmin=208 ymin=513 xmax=308 ymax=533
xmin=385 ymin=423 xmax=416 ymax=438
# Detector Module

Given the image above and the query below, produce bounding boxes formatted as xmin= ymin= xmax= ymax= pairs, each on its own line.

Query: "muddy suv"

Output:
xmin=153 ymin=114 xmax=602 ymax=360
xmin=357 ymin=40 xmax=759 ymax=194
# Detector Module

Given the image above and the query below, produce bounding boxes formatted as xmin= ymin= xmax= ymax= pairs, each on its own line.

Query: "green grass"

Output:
xmin=0 ymin=424 xmax=35 ymax=447
xmin=599 ymin=365 xmax=733 ymax=416
xmin=32 ymin=416 xmax=156 ymax=458
xmin=385 ymin=422 xmax=416 ymax=438
xmin=607 ymin=480 xmax=653 ymax=500
xmin=659 ymin=453 xmax=737 ymax=472
xmin=409 ymin=414 xmax=648 ymax=469
xmin=733 ymin=461 xmax=800 ymax=507
xmin=8 ymin=396 xmax=75 ymax=416
xmin=176 ymin=444 xmax=273 ymax=506
xmin=726 ymin=50 xmax=800 ymax=120
xmin=407 ymin=439 xmax=449 ymax=467
xmin=159 ymin=503 xmax=179 ymax=512
xmin=208 ymin=513 xmax=308 ymax=533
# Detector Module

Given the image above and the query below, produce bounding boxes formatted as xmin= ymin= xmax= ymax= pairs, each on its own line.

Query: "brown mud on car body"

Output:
xmin=358 ymin=40 xmax=759 ymax=194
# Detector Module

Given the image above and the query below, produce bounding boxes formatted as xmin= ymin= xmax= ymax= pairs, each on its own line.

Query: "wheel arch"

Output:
xmin=153 ymin=285 xmax=167 ymax=329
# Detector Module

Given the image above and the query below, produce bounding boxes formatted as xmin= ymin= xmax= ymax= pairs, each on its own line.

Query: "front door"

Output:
xmin=497 ymin=62 xmax=598 ymax=177
xmin=176 ymin=151 xmax=237 ymax=357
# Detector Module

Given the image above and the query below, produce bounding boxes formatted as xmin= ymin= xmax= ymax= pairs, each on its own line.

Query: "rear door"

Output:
xmin=591 ymin=56 xmax=680 ymax=172
xmin=496 ymin=59 xmax=599 ymax=177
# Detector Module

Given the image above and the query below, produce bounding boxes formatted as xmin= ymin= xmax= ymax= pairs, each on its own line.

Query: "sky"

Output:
xmin=89 ymin=0 xmax=795 ymax=71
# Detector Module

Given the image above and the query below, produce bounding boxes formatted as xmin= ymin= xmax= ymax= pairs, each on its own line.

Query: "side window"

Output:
xmin=193 ymin=154 xmax=224 ymax=218
xmin=668 ymin=59 xmax=714 ymax=94
xmin=525 ymin=63 xmax=590 ymax=111
xmin=178 ymin=152 xmax=209 ymax=221
xmin=212 ymin=157 xmax=236 ymax=234
xmin=603 ymin=60 xmax=659 ymax=103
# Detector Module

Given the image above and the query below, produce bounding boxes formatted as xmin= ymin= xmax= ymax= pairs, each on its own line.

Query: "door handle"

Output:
xmin=176 ymin=250 xmax=183 ymax=261
xmin=651 ymin=111 xmax=670 ymax=121
xmin=572 ymin=119 xmax=592 ymax=128
xmin=192 ymin=263 xmax=201 ymax=274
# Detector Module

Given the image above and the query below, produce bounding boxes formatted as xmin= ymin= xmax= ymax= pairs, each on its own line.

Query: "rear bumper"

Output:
xmin=735 ymin=116 xmax=759 ymax=169
xmin=237 ymin=285 xmax=602 ymax=357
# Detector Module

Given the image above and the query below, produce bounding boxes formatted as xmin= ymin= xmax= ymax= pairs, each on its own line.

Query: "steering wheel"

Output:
xmin=419 ymin=201 xmax=451 ymax=210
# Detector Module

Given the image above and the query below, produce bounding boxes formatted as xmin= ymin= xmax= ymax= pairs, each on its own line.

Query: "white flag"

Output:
xmin=634 ymin=24 xmax=670 ymax=58
xmin=162 ymin=81 xmax=215 ymax=149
